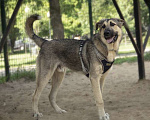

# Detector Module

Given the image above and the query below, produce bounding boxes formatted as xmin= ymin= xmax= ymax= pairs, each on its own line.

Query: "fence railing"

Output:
xmin=0 ymin=39 xmax=38 ymax=77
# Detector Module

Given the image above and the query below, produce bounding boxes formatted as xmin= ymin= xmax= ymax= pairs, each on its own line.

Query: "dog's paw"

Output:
xmin=105 ymin=113 xmax=110 ymax=120
xmin=56 ymin=108 xmax=67 ymax=114
xmin=33 ymin=112 xmax=43 ymax=118
xmin=99 ymin=113 xmax=110 ymax=120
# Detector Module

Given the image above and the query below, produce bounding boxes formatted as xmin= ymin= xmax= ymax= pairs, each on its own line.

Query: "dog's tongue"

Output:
xmin=106 ymin=36 xmax=114 ymax=43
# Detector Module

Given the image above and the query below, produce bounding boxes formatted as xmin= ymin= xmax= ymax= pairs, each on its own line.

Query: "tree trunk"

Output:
xmin=9 ymin=18 xmax=17 ymax=53
xmin=1 ymin=0 xmax=10 ymax=81
xmin=10 ymin=38 xmax=16 ymax=53
xmin=49 ymin=0 xmax=64 ymax=39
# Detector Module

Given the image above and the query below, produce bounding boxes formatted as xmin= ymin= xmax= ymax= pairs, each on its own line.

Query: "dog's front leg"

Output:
xmin=100 ymin=71 xmax=109 ymax=93
xmin=90 ymin=75 xmax=109 ymax=120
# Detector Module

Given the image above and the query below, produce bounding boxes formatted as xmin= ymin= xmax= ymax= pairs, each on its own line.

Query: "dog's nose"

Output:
xmin=104 ymin=30 xmax=111 ymax=37
xmin=104 ymin=29 xmax=113 ymax=39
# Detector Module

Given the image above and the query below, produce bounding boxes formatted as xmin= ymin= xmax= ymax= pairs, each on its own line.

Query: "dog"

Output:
xmin=25 ymin=14 xmax=124 ymax=120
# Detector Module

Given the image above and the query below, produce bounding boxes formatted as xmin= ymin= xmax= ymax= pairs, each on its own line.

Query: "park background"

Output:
xmin=0 ymin=0 xmax=150 ymax=81
xmin=0 ymin=0 xmax=150 ymax=120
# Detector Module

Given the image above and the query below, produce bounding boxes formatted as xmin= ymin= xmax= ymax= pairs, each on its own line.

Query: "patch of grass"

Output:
xmin=10 ymin=69 xmax=36 ymax=81
xmin=0 ymin=69 xmax=36 ymax=83
xmin=115 ymin=52 xmax=150 ymax=64
xmin=144 ymin=52 xmax=150 ymax=61
xmin=118 ymin=50 xmax=136 ymax=55
xmin=0 ymin=76 xmax=6 ymax=84
xmin=115 ymin=56 xmax=137 ymax=64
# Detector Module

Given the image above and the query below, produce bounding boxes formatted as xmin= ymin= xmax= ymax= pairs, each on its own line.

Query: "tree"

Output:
xmin=49 ymin=0 xmax=64 ymax=39
xmin=5 ymin=0 xmax=19 ymax=53
xmin=60 ymin=0 xmax=83 ymax=38
xmin=3 ymin=0 xmax=150 ymax=41
xmin=9 ymin=19 xmax=21 ymax=53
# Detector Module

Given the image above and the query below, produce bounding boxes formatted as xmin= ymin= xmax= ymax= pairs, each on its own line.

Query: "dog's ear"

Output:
xmin=111 ymin=18 xmax=124 ymax=27
xmin=96 ymin=19 xmax=106 ymax=30
xmin=117 ymin=19 xmax=124 ymax=26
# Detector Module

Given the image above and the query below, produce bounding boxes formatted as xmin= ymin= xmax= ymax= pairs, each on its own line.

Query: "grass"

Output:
xmin=10 ymin=69 xmax=36 ymax=81
xmin=115 ymin=52 xmax=150 ymax=64
xmin=0 ymin=69 xmax=36 ymax=83
xmin=115 ymin=56 xmax=137 ymax=64
xmin=144 ymin=52 xmax=150 ymax=61
xmin=118 ymin=50 xmax=136 ymax=55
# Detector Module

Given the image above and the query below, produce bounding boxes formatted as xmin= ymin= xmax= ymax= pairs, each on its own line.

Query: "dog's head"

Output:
xmin=96 ymin=18 xmax=124 ymax=45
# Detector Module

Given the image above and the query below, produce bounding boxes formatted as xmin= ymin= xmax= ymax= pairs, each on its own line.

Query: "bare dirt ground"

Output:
xmin=0 ymin=62 xmax=150 ymax=120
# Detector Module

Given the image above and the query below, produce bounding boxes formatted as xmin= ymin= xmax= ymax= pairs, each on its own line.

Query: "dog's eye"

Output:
xmin=110 ymin=22 xmax=116 ymax=26
xmin=102 ymin=24 xmax=106 ymax=28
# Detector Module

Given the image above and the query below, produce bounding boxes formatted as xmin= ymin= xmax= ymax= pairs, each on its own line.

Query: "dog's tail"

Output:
xmin=25 ymin=14 xmax=46 ymax=48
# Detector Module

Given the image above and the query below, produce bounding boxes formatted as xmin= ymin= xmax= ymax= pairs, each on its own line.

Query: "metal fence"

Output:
xmin=0 ymin=39 xmax=38 ymax=76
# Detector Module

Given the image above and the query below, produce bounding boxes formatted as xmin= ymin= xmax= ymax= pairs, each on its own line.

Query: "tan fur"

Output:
xmin=25 ymin=14 xmax=124 ymax=120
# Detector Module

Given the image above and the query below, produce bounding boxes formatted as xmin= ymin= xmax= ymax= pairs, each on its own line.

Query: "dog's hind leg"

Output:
xmin=49 ymin=66 xmax=67 ymax=114
xmin=32 ymin=59 xmax=57 ymax=118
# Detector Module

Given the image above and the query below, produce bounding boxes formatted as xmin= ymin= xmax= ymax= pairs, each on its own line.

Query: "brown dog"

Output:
xmin=25 ymin=14 xmax=124 ymax=120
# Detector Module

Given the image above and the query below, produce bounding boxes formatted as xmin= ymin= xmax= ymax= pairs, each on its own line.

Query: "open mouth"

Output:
xmin=106 ymin=34 xmax=118 ymax=44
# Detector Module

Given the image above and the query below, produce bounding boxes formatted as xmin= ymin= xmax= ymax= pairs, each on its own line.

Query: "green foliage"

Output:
xmin=144 ymin=52 xmax=150 ymax=61
xmin=0 ymin=76 xmax=6 ymax=84
xmin=115 ymin=56 xmax=137 ymax=64
xmin=0 ymin=69 xmax=36 ymax=83
xmin=10 ymin=68 xmax=35 ymax=81
xmin=115 ymin=52 xmax=150 ymax=65
xmin=60 ymin=0 xmax=83 ymax=37
xmin=5 ymin=0 xmax=49 ymax=39
xmin=3 ymin=0 xmax=150 ymax=39
xmin=140 ymin=0 xmax=149 ymax=32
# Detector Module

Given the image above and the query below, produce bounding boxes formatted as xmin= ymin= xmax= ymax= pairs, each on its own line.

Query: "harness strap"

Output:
xmin=40 ymin=40 xmax=47 ymax=48
xmin=101 ymin=59 xmax=114 ymax=74
xmin=95 ymin=47 xmax=115 ymax=74
xmin=79 ymin=41 xmax=89 ymax=76
xmin=79 ymin=40 xmax=115 ymax=78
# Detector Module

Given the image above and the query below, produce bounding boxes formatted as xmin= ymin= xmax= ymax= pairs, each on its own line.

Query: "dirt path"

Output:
xmin=0 ymin=62 xmax=150 ymax=120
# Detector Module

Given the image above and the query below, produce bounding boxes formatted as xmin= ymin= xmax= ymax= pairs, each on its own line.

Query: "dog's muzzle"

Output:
xmin=104 ymin=30 xmax=118 ymax=44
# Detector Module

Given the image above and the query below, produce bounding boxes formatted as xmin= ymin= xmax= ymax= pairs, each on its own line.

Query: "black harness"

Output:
xmin=79 ymin=40 xmax=89 ymax=75
xmin=101 ymin=59 xmax=114 ymax=74
xmin=79 ymin=40 xmax=114 ymax=78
